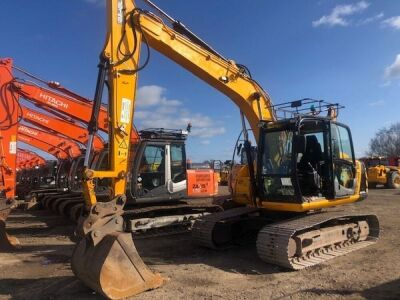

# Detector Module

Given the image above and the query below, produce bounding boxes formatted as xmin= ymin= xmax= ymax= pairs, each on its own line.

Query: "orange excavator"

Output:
xmin=16 ymin=105 xmax=105 ymax=210
xmin=21 ymin=105 xmax=105 ymax=152
xmin=0 ymin=145 xmax=46 ymax=250
xmin=16 ymin=133 xmax=71 ymax=199
xmin=2 ymin=58 xmax=218 ymax=203
xmin=0 ymin=59 xmax=20 ymax=250
xmin=17 ymin=124 xmax=82 ymax=159
xmin=17 ymin=134 xmax=70 ymax=160
xmin=15 ymin=150 xmax=53 ymax=198
xmin=16 ymin=149 xmax=45 ymax=169
xmin=1 ymin=57 xmax=217 ymax=247
xmin=16 ymin=120 xmax=85 ymax=200
xmin=2 ymin=61 xmax=193 ymax=203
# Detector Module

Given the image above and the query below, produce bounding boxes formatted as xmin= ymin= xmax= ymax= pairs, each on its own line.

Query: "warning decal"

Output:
xmin=119 ymin=139 xmax=128 ymax=150
xmin=120 ymin=98 xmax=132 ymax=124
xmin=9 ymin=141 xmax=17 ymax=154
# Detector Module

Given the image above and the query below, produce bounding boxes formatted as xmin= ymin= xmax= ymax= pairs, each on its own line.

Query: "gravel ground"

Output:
xmin=0 ymin=188 xmax=399 ymax=300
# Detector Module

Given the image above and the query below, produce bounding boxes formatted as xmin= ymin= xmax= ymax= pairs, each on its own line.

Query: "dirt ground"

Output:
xmin=0 ymin=188 xmax=399 ymax=300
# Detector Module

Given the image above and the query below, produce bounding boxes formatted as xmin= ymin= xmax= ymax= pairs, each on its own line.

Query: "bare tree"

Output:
xmin=368 ymin=123 xmax=400 ymax=157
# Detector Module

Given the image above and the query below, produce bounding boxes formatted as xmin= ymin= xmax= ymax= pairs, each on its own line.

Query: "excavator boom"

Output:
xmin=0 ymin=59 xmax=20 ymax=250
xmin=0 ymin=59 xmax=18 ymax=200
xmin=72 ymin=1 xmax=164 ymax=298
xmin=136 ymin=10 xmax=275 ymax=139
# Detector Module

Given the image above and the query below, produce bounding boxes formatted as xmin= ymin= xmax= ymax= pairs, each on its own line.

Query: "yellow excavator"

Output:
xmin=360 ymin=156 xmax=400 ymax=189
xmin=71 ymin=1 xmax=379 ymax=298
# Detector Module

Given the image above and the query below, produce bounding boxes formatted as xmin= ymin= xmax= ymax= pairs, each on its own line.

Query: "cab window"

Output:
xmin=331 ymin=124 xmax=354 ymax=162
xmin=170 ymin=144 xmax=186 ymax=183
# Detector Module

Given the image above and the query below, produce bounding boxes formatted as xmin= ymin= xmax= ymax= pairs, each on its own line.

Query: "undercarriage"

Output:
xmin=192 ymin=206 xmax=379 ymax=270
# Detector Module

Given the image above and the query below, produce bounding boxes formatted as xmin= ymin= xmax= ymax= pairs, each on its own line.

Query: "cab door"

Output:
xmin=330 ymin=123 xmax=356 ymax=198
xmin=132 ymin=142 xmax=169 ymax=199
xmin=165 ymin=143 xmax=186 ymax=195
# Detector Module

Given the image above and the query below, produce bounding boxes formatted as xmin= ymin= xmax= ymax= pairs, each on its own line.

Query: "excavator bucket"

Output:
xmin=72 ymin=232 xmax=163 ymax=299
xmin=0 ymin=200 xmax=21 ymax=251
xmin=71 ymin=198 xmax=164 ymax=299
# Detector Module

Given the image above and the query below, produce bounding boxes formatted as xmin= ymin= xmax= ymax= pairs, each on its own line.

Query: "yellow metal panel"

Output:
xmin=82 ymin=0 xmax=142 ymax=208
xmin=137 ymin=13 xmax=275 ymax=142
xmin=260 ymin=195 xmax=360 ymax=212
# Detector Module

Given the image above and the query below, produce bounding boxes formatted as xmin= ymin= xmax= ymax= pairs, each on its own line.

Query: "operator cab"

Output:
xmin=56 ymin=160 xmax=72 ymax=190
xmin=37 ymin=160 xmax=57 ymax=189
xmin=129 ymin=128 xmax=188 ymax=204
xmin=92 ymin=128 xmax=188 ymax=204
xmin=68 ymin=155 xmax=89 ymax=193
xmin=257 ymin=100 xmax=359 ymax=204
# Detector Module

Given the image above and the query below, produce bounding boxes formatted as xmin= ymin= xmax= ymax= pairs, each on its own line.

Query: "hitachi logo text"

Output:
xmin=18 ymin=135 xmax=30 ymax=142
xmin=19 ymin=126 xmax=38 ymax=136
xmin=26 ymin=112 xmax=49 ymax=124
xmin=39 ymin=93 xmax=69 ymax=109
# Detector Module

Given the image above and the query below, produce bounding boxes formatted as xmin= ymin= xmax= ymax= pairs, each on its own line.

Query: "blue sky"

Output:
xmin=2 ymin=0 xmax=400 ymax=161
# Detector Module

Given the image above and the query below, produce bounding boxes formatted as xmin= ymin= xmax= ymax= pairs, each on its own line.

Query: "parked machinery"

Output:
xmin=360 ymin=156 xmax=400 ymax=189
xmin=211 ymin=160 xmax=231 ymax=185
xmin=67 ymin=1 xmax=378 ymax=299
xmin=0 ymin=57 xmax=218 ymax=245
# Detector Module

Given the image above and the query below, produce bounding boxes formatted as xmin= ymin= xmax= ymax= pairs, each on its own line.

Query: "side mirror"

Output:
xmin=294 ymin=135 xmax=306 ymax=154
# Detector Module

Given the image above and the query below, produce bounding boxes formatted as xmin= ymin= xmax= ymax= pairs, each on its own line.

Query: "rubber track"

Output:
xmin=256 ymin=211 xmax=379 ymax=270
xmin=192 ymin=207 xmax=259 ymax=249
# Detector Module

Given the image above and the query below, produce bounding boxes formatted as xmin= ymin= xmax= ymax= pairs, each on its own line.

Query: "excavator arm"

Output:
xmin=18 ymin=134 xmax=69 ymax=160
xmin=20 ymin=105 xmax=104 ymax=152
xmin=17 ymin=125 xmax=82 ymax=159
xmin=12 ymin=80 xmax=110 ymax=134
xmin=71 ymin=1 xmax=165 ymax=298
xmin=8 ymin=71 xmax=139 ymax=142
xmin=16 ymin=149 xmax=45 ymax=169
